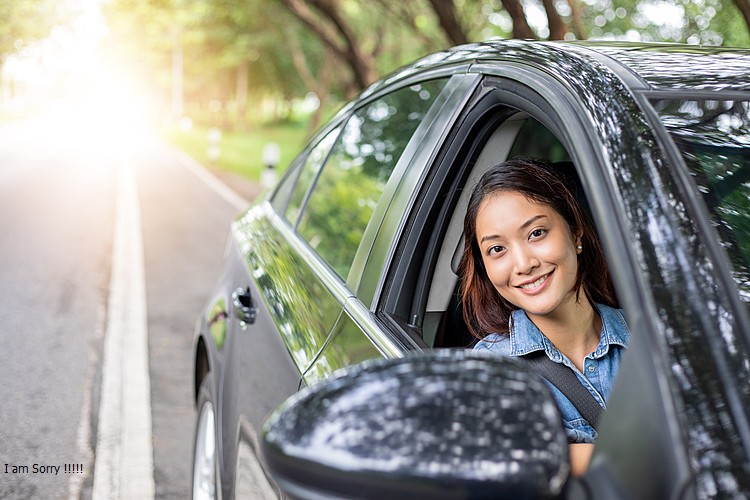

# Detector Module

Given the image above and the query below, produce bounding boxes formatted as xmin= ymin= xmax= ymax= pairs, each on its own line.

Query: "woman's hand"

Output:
xmin=569 ymin=443 xmax=595 ymax=477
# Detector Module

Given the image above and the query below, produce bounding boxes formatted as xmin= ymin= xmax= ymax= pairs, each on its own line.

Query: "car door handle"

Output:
xmin=232 ymin=287 xmax=258 ymax=325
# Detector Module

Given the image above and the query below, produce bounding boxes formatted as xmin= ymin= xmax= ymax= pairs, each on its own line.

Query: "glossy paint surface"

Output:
xmin=263 ymin=350 xmax=569 ymax=499
xmin=301 ymin=310 xmax=385 ymax=387
xmin=232 ymin=204 xmax=343 ymax=372
xmin=583 ymin=43 xmax=750 ymax=91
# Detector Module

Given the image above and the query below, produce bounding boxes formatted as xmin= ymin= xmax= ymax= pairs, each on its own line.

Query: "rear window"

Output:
xmin=297 ymin=80 xmax=448 ymax=279
xmin=653 ymin=99 xmax=750 ymax=305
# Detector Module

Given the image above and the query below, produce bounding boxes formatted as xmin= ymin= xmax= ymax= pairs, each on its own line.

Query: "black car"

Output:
xmin=191 ymin=40 xmax=750 ymax=499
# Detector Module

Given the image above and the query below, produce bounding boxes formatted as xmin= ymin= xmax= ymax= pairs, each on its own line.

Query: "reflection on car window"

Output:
xmin=298 ymin=79 xmax=448 ymax=279
xmin=271 ymin=158 xmax=302 ymax=214
xmin=654 ymin=99 xmax=750 ymax=305
xmin=285 ymin=126 xmax=342 ymax=224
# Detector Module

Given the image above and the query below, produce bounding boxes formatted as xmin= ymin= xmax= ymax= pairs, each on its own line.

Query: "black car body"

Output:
xmin=192 ymin=40 xmax=750 ymax=499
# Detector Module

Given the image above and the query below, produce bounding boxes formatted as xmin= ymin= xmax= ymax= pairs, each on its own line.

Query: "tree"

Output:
xmin=0 ymin=0 xmax=67 ymax=61
xmin=500 ymin=0 xmax=538 ymax=38
xmin=737 ymin=0 xmax=750 ymax=32
xmin=0 ymin=1 xmax=81 ymax=108
xmin=101 ymin=0 xmax=750 ymax=131
xmin=427 ymin=0 xmax=469 ymax=44
xmin=278 ymin=0 xmax=378 ymax=92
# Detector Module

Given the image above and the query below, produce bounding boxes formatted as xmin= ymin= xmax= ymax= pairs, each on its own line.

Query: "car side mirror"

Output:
xmin=261 ymin=350 xmax=570 ymax=499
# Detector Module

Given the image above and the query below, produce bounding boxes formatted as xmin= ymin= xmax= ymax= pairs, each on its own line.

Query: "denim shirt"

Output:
xmin=474 ymin=304 xmax=630 ymax=444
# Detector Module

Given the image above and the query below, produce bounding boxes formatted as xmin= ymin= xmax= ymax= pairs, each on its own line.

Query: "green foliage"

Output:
xmin=0 ymin=0 xmax=71 ymax=60
xmin=162 ymin=121 xmax=309 ymax=179
xmin=579 ymin=0 xmax=750 ymax=46
xmin=103 ymin=0 xmax=749 ymax=185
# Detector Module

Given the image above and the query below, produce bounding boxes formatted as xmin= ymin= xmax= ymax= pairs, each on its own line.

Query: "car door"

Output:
xmin=583 ymin=94 xmax=750 ymax=499
xmin=228 ymin=76 xmax=455 ymax=496
xmin=221 ymin=125 xmax=346 ymax=498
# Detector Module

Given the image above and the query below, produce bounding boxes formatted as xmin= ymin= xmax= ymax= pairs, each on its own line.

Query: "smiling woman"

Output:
xmin=461 ymin=158 xmax=629 ymax=476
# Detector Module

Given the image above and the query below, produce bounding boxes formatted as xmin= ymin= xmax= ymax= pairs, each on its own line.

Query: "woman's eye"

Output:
xmin=530 ymin=228 xmax=546 ymax=239
xmin=488 ymin=245 xmax=504 ymax=256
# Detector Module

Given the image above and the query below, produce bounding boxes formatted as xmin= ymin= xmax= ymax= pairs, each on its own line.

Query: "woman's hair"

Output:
xmin=459 ymin=157 xmax=617 ymax=339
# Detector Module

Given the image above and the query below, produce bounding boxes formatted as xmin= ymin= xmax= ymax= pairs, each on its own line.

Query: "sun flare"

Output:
xmin=2 ymin=0 xmax=157 ymax=154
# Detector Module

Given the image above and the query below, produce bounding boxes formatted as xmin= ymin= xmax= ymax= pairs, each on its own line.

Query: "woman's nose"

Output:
xmin=513 ymin=248 xmax=539 ymax=275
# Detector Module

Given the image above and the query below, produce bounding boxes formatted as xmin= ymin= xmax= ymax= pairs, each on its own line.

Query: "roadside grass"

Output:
xmin=161 ymin=122 xmax=311 ymax=181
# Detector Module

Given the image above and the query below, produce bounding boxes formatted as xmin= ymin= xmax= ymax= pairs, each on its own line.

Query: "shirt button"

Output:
xmin=588 ymin=365 xmax=595 ymax=372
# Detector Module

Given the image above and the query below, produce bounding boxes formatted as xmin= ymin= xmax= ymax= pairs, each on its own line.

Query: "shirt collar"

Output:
xmin=508 ymin=304 xmax=630 ymax=359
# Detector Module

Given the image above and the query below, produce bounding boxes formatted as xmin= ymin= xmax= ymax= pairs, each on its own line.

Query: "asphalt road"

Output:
xmin=0 ymin=114 xmax=252 ymax=499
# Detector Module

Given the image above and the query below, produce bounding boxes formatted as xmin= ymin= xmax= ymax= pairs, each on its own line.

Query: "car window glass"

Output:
xmin=654 ymin=99 xmax=750 ymax=307
xmin=507 ymin=118 xmax=570 ymax=162
xmin=297 ymin=79 xmax=448 ymax=279
xmin=285 ymin=126 xmax=342 ymax=224
xmin=270 ymin=158 xmax=302 ymax=214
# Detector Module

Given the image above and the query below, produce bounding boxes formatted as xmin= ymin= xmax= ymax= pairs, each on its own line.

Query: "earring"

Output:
xmin=576 ymin=245 xmax=583 ymax=253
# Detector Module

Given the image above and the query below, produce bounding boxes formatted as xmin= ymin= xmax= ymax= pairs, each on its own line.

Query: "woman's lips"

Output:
xmin=516 ymin=271 xmax=553 ymax=294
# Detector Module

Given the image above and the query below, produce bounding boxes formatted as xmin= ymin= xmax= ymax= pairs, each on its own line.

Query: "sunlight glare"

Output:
xmin=2 ymin=0 xmax=157 ymax=156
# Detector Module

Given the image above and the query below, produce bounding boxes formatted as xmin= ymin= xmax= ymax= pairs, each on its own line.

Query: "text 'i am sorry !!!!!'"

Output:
xmin=4 ymin=464 xmax=84 ymax=475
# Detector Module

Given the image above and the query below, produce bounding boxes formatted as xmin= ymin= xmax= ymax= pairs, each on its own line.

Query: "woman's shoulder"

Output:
xmin=473 ymin=333 xmax=512 ymax=355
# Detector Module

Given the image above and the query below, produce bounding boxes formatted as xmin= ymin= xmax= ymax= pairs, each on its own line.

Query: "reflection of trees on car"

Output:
xmin=237 ymin=215 xmax=340 ymax=370
xmin=299 ymin=81 xmax=447 ymax=279
xmin=655 ymin=99 xmax=750 ymax=303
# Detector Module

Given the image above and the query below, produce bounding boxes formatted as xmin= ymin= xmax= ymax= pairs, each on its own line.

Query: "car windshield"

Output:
xmin=653 ymin=99 xmax=750 ymax=308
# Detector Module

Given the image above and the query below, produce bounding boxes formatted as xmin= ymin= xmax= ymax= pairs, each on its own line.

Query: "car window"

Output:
xmin=270 ymin=158 xmax=302 ymax=214
xmin=297 ymin=79 xmax=448 ymax=279
xmin=507 ymin=118 xmax=571 ymax=163
xmin=653 ymin=99 xmax=750 ymax=307
xmin=387 ymin=112 xmax=580 ymax=348
xmin=285 ymin=125 xmax=342 ymax=224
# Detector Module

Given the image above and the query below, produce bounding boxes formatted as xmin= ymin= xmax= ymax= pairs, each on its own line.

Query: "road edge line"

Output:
xmin=173 ymin=149 xmax=250 ymax=212
xmin=92 ymin=158 xmax=155 ymax=499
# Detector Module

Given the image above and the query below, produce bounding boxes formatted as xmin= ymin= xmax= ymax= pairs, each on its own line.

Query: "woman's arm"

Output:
xmin=569 ymin=443 xmax=595 ymax=477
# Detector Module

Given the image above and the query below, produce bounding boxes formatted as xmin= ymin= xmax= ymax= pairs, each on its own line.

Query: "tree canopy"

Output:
xmin=0 ymin=0 xmax=74 ymax=63
xmin=4 ymin=0 xmax=749 ymax=127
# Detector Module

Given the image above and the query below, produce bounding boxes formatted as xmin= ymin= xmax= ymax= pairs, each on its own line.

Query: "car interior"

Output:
xmin=387 ymin=110 xmax=597 ymax=349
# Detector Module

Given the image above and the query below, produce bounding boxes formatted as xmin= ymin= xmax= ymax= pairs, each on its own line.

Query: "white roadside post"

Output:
xmin=261 ymin=142 xmax=280 ymax=191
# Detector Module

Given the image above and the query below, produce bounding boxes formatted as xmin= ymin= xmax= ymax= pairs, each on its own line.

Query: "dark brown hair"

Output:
xmin=459 ymin=158 xmax=617 ymax=339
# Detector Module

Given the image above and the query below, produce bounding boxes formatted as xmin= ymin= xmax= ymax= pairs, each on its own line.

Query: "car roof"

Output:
xmin=365 ymin=39 xmax=750 ymax=97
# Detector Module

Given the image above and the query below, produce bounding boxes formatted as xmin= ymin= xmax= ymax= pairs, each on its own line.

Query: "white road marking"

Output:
xmin=66 ymin=302 xmax=102 ymax=500
xmin=92 ymin=158 xmax=155 ymax=499
xmin=173 ymin=149 xmax=250 ymax=212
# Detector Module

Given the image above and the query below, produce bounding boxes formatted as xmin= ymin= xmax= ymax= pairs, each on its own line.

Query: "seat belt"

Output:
xmin=522 ymin=350 xmax=603 ymax=429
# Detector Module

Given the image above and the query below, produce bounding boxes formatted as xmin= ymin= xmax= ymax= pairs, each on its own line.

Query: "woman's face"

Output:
xmin=475 ymin=191 xmax=582 ymax=321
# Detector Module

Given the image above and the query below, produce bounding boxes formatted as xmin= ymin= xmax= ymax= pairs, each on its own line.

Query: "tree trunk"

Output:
xmin=235 ymin=60 xmax=249 ymax=130
xmin=307 ymin=54 xmax=333 ymax=134
xmin=734 ymin=0 xmax=750 ymax=37
xmin=279 ymin=0 xmax=377 ymax=91
xmin=285 ymin=27 xmax=334 ymax=133
xmin=541 ymin=0 xmax=568 ymax=39
xmin=567 ymin=0 xmax=586 ymax=39
xmin=427 ymin=0 xmax=469 ymax=45
xmin=500 ymin=0 xmax=536 ymax=39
